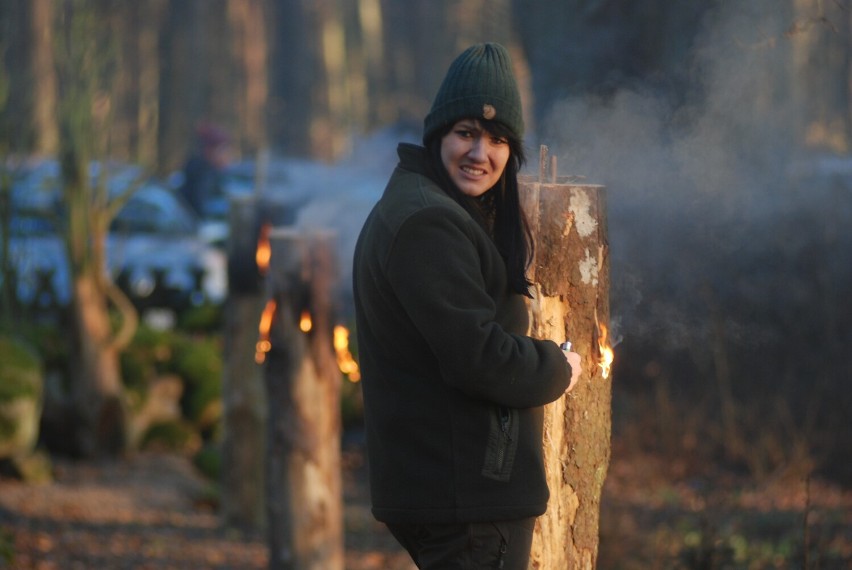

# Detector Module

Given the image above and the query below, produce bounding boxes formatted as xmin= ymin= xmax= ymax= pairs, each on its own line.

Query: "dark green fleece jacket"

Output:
xmin=353 ymin=143 xmax=571 ymax=524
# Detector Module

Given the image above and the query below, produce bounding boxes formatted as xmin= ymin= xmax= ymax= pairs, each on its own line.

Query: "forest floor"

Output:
xmin=0 ymin=434 xmax=850 ymax=570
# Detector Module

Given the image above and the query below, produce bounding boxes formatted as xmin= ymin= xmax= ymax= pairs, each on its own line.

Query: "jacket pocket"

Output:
xmin=481 ymin=406 xmax=519 ymax=482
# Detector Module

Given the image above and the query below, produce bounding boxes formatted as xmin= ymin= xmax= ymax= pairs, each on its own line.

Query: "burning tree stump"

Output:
xmin=522 ymin=147 xmax=613 ymax=569
xmin=221 ymin=195 xmax=267 ymax=530
xmin=261 ymin=228 xmax=344 ymax=570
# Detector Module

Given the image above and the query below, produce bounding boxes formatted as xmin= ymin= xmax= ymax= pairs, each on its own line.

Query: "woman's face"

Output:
xmin=440 ymin=119 xmax=511 ymax=198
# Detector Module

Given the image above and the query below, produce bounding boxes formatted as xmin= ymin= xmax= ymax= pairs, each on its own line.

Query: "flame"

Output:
xmin=256 ymin=223 xmax=272 ymax=275
xmin=597 ymin=323 xmax=614 ymax=379
xmin=299 ymin=310 xmax=312 ymax=333
xmin=255 ymin=299 xmax=278 ymax=364
xmin=333 ymin=325 xmax=361 ymax=382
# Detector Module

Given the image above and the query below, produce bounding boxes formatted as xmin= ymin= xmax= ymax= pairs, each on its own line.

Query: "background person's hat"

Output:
xmin=423 ymin=42 xmax=524 ymax=143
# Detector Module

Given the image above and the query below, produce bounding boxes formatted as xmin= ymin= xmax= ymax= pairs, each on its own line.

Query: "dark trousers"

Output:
xmin=386 ymin=518 xmax=536 ymax=570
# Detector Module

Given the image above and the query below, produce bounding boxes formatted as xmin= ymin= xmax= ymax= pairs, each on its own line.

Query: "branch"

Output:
xmin=105 ymin=279 xmax=138 ymax=351
xmin=105 ymin=172 xmax=146 ymax=222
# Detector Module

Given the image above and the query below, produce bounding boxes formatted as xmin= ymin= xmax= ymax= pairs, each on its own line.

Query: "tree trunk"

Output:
xmin=30 ymin=0 xmax=58 ymax=155
xmin=353 ymin=0 xmax=384 ymax=127
xmin=792 ymin=0 xmax=852 ymax=151
xmin=227 ymin=0 xmax=269 ymax=154
xmin=157 ymin=1 xmax=200 ymax=174
xmin=112 ymin=0 xmax=164 ymax=165
xmin=201 ymin=0 xmax=237 ymax=131
xmin=70 ymin=274 xmax=127 ymax=457
xmin=522 ymin=150 xmax=612 ymax=569
xmin=55 ymin=0 xmax=133 ymax=457
xmin=267 ymin=0 xmax=312 ymax=158
xmin=264 ymin=229 xmax=343 ymax=570
xmin=0 ymin=0 xmax=55 ymax=154
xmin=134 ymin=1 xmax=164 ymax=167
xmin=268 ymin=0 xmax=350 ymax=160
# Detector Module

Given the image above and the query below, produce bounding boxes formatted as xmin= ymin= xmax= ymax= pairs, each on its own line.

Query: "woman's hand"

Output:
xmin=564 ymin=350 xmax=582 ymax=393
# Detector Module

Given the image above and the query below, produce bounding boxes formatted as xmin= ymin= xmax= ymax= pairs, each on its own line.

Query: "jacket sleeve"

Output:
xmin=384 ymin=205 xmax=571 ymax=408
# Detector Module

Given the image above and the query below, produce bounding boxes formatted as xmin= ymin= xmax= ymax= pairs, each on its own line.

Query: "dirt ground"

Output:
xmin=0 ymin=440 xmax=414 ymax=570
xmin=597 ymin=440 xmax=852 ymax=569
xmin=1 ymin=436 xmax=850 ymax=569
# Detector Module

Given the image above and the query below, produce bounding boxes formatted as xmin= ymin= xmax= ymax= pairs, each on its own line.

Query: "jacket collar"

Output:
xmin=396 ymin=143 xmax=439 ymax=183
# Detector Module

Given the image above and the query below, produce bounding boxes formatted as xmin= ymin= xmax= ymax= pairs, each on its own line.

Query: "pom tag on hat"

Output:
xmin=482 ymin=104 xmax=496 ymax=120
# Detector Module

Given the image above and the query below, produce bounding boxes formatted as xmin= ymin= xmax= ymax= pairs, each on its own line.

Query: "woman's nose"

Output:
xmin=468 ymin=137 xmax=487 ymax=161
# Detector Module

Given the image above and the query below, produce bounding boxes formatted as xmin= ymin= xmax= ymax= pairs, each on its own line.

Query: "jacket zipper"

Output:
xmin=497 ymin=538 xmax=508 ymax=568
xmin=495 ymin=406 xmax=512 ymax=472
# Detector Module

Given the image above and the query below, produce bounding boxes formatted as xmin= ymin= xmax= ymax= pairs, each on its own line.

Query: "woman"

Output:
xmin=353 ymin=43 xmax=582 ymax=569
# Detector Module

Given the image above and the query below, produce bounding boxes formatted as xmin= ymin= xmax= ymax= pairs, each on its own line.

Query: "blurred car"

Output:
xmin=3 ymin=160 xmax=226 ymax=318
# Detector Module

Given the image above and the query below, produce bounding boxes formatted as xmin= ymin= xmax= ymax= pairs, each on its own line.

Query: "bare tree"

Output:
xmin=54 ymin=0 xmax=138 ymax=456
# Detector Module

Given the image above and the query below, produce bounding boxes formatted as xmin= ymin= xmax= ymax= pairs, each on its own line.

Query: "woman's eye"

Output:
xmin=491 ymin=137 xmax=508 ymax=145
xmin=455 ymin=129 xmax=472 ymax=138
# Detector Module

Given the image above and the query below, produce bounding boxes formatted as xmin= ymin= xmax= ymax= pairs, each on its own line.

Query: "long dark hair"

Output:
xmin=425 ymin=119 xmax=534 ymax=296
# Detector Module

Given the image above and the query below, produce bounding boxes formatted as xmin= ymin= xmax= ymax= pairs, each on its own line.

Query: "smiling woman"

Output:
xmin=352 ymin=43 xmax=582 ymax=570
xmin=439 ymin=119 xmax=510 ymax=197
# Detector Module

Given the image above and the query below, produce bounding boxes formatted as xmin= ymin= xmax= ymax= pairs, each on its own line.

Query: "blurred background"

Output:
xmin=1 ymin=0 xmax=851 ymax=568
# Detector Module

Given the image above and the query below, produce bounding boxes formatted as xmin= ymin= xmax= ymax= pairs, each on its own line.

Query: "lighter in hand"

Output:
xmin=560 ymin=341 xmax=572 ymax=352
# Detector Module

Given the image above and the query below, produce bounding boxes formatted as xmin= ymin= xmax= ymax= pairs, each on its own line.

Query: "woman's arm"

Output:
xmin=385 ymin=206 xmax=572 ymax=407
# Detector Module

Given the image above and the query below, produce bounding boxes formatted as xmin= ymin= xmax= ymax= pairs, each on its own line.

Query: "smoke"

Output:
xmin=533 ymin=3 xmax=852 ymax=477
xmin=288 ymin=124 xmax=419 ymax=307
xmin=540 ymin=2 xmax=834 ymax=353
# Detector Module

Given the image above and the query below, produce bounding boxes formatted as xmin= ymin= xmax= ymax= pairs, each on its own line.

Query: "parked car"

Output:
xmin=3 ymin=160 xmax=226 ymax=319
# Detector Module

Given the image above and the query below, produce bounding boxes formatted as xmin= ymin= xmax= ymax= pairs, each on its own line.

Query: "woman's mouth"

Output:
xmin=460 ymin=165 xmax=486 ymax=176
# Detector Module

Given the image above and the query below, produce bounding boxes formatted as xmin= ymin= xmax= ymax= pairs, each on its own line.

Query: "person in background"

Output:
xmin=179 ymin=122 xmax=231 ymax=218
xmin=352 ymin=43 xmax=583 ymax=569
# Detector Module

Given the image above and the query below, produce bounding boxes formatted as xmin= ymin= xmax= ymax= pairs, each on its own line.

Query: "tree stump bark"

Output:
xmin=522 ymin=148 xmax=612 ymax=569
xmin=221 ymin=195 xmax=267 ymax=531
xmin=263 ymin=228 xmax=344 ymax=570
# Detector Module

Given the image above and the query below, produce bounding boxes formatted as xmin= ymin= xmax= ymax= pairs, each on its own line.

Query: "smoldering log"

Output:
xmin=523 ymin=146 xmax=612 ymax=570
xmin=262 ymin=228 xmax=344 ymax=570
xmin=221 ymin=195 xmax=267 ymax=531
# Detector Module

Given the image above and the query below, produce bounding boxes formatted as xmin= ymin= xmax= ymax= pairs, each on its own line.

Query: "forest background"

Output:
xmin=1 ymin=0 xmax=851 ymax=568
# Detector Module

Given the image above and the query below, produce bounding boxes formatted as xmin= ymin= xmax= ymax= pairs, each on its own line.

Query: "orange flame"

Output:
xmin=299 ymin=310 xmax=312 ymax=333
xmin=255 ymin=299 xmax=278 ymax=364
xmin=256 ymin=223 xmax=272 ymax=275
xmin=597 ymin=323 xmax=614 ymax=379
xmin=333 ymin=325 xmax=361 ymax=382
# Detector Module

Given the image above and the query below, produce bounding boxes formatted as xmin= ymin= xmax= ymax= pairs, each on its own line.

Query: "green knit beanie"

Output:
xmin=423 ymin=42 xmax=524 ymax=144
